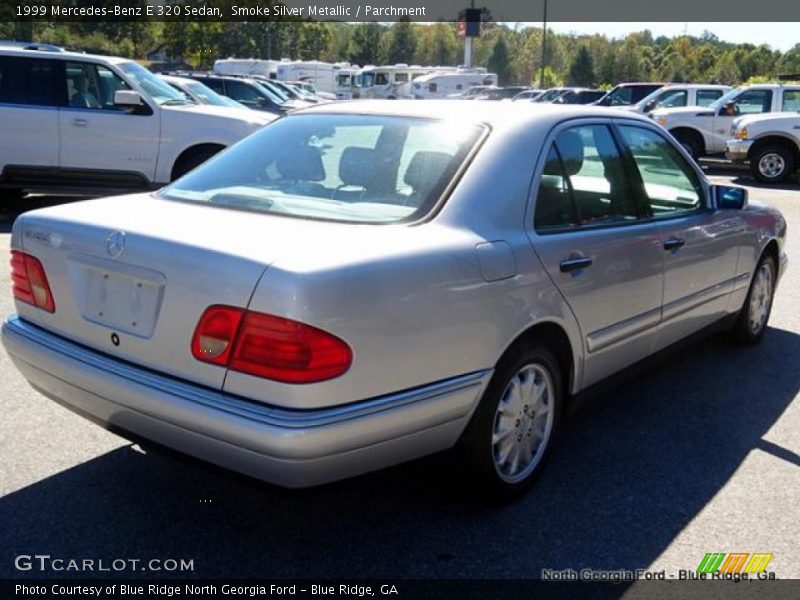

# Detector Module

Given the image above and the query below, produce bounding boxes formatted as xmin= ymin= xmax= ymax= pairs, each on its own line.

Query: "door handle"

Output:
xmin=663 ymin=237 xmax=685 ymax=251
xmin=559 ymin=256 xmax=593 ymax=273
xmin=72 ymin=118 xmax=88 ymax=127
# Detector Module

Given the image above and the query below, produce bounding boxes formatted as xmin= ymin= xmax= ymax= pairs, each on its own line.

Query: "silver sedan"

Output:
xmin=2 ymin=101 xmax=788 ymax=497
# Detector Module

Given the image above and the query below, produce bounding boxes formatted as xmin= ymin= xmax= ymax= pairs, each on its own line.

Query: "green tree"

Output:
xmin=487 ymin=36 xmax=512 ymax=84
xmin=567 ymin=45 xmax=595 ymax=87
xmin=349 ymin=22 xmax=383 ymax=66
xmin=383 ymin=18 xmax=416 ymax=65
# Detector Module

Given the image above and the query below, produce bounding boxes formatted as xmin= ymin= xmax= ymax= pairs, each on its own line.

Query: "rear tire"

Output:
xmin=731 ymin=254 xmax=776 ymax=344
xmin=459 ymin=342 xmax=563 ymax=500
xmin=171 ymin=145 xmax=224 ymax=181
xmin=750 ymin=145 xmax=795 ymax=184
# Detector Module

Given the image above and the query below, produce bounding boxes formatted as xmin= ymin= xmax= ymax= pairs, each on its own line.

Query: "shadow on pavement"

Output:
xmin=2 ymin=326 xmax=798 ymax=579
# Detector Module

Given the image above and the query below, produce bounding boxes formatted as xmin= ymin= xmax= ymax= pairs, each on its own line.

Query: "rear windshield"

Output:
xmin=160 ymin=114 xmax=485 ymax=223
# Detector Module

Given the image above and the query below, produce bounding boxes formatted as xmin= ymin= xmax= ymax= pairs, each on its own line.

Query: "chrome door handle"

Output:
xmin=663 ymin=237 xmax=685 ymax=251
xmin=559 ymin=256 xmax=593 ymax=273
xmin=72 ymin=118 xmax=88 ymax=127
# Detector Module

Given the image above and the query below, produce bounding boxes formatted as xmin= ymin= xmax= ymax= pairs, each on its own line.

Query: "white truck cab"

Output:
xmin=726 ymin=111 xmax=800 ymax=183
xmin=624 ymin=84 xmax=731 ymax=114
xmin=0 ymin=45 xmax=275 ymax=200
xmin=651 ymin=83 xmax=800 ymax=158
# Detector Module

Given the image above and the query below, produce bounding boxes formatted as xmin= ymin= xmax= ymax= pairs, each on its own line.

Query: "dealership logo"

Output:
xmin=106 ymin=231 xmax=126 ymax=258
xmin=696 ymin=552 xmax=773 ymax=574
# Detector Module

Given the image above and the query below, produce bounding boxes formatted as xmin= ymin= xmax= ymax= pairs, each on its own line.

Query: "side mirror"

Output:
xmin=643 ymin=100 xmax=657 ymax=112
xmin=714 ymin=184 xmax=748 ymax=210
xmin=114 ymin=90 xmax=142 ymax=107
xmin=720 ymin=101 xmax=736 ymax=116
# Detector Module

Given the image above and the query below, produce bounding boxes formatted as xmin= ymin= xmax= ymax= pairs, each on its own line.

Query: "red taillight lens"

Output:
xmin=230 ymin=312 xmax=352 ymax=383
xmin=10 ymin=250 xmax=55 ymax=312
xmin=191 ymin=305 xmax=245 ymax=366
xmin=191 ymin=306 xmax=352 ymax=384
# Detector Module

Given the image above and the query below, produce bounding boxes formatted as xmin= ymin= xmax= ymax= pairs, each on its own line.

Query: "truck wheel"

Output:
xmin=171 ymin=145 xmax=225 ymax=181
xmin=750 ymin=145 xmax=794 ymax=184
xmin=671 ymin=130 xmax=701 ymax=160
xmin=459 ymin=342 xmax=563 ymax=499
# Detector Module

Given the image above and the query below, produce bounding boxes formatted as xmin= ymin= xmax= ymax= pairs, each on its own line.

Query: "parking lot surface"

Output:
xmin=1 ymin=170 xmax=798 ymax=580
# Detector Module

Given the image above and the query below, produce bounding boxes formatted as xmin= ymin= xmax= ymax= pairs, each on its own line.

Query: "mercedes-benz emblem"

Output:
xmin=106 ymin=231 xmax=126 ymax=258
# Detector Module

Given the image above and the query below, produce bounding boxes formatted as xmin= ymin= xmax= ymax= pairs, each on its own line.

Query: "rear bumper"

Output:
xmin=2 ymin=316 xmax=489 ymax=488
xmin=725 ymin=139 xmax=753 ymax=162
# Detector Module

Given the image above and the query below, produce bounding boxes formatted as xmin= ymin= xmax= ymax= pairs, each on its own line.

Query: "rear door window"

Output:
xmin=534 ymin=124 xmax=640 ymax=232
xmin=697 ymin=89 xmax=724 ymax=106
xmin=781 ymin=90 xmax=800 ymax=111
xmin=0 ymin=56 xmax=64 ymax=107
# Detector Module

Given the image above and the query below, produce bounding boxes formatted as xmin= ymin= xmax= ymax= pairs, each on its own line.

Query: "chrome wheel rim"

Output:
xmin=758 ymin=153 xmax=786 ymax=179
xmin=492 ymin=363 xmax=555 ymax=484
xmin=748 ymin=262 xmax=774 ymax=334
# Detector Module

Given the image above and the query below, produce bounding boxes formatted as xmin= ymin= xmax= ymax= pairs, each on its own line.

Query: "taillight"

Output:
xmin=191 ymin=306 xmax=352 ymax=384
xmin=10 ymin=250 xmax=55 ymax=312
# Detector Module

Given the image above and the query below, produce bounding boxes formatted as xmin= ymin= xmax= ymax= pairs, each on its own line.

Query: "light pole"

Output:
xmin=539 ymin=0 xmax=548 ymax=88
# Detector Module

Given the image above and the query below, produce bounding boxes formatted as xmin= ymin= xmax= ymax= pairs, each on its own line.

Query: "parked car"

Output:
xmin=512 ymin=89 xmax=545 ymax=101
xmin=453 ymin=85 xmax=497 ymax=99
xmin=652 ymin=83 xmax=800 ymax=159
xmin=2 ymin=101 xmax=787 ymax=497
xmin=182 ymin=73 xmax=298 ymax=114
xmin=159 ymin=74 xmax=248 ymax=109
xmin=476 ymin=86 xmax=531 ymax=101
xmin=727 ymin=112 xmax=800 ymax=183
xmin=532 ymin=87 xmax=573 ymax=103
xmin=553 ymin=89 xmax=606 ymax=105
xmin=625 ymin=84 xmax=731 ymax=114
xmin=0 ymin=44 xmax=275 ymax=200
xmin=592 ymin=82 xmax=665 ymax=107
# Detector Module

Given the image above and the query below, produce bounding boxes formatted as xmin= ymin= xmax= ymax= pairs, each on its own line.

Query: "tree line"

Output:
xmin=2 ymin=19 xmax=800 ymax=87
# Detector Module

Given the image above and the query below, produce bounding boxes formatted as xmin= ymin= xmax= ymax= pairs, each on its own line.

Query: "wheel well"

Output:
xmin=764 ymin=239 xmax=780 ymax=267
xmin=510 ymin=322 xmax=575 ymax=395
xmin=171 ymin=143 xmax=226 ymax=181
xmin=748 ymin=136 xmax=800 ymax=163
xmin=669 ymin=127 xmax=705 ymax=154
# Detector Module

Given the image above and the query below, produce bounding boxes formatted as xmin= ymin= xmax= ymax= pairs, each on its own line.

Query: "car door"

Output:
xmin=0 ymin=55 xmax=62 ymax=175
xmin=615 ymin=122 xmax=741 ymax=350
xmin=710 ymin=89 xmax=773 ymax=152
xmin=530 ymin=121 xmax=666 ymax=388
xmin=58 ymin=61 xmax=160 ymax=185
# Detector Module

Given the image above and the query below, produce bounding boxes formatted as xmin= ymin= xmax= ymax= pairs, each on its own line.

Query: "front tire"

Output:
xmin=731 ymin=254 xmax=776 ymax=344
xmin=750 ymin=145 xmax=795 ymax=184
xmin=461 ymin=342 xmax=563 ymax=498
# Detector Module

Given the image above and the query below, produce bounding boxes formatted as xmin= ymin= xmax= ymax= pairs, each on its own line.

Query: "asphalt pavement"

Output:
xmin=1 ymin=171 xmax=798 ymax=583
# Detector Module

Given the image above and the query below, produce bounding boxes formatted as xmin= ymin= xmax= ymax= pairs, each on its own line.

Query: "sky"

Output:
xmin=542 ymin=22 xmax=799 ymax=52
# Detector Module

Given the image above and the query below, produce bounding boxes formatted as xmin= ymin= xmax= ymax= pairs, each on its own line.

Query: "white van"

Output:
xmin=0 ymin=45 xmax=274 ymax=199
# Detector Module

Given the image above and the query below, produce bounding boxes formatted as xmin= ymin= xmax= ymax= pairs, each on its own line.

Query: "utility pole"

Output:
xmin=539 ymin=0 xmax=548 ymax=88
xmin=464 ymin=0 xmax=475 ymax=68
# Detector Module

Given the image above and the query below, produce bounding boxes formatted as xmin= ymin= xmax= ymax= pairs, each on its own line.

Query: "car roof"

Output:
xmin=294 ymin=99 xmax=654 ymax=130
xmin=0 ymin=44 xmax=130 ymax=65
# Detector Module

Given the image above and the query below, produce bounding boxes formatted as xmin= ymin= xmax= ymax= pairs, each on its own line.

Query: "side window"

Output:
xmin=732 ymin=90 xmax=772 ymax=114
xmin=428 ymin=82 xmax=437 ymax=93
xmin=697 ymin=89 xmax=724 ymax=106
xmin=534 ymin=124 xmax=639 ymax=232
xmin=225 ymin=80 xmax=264 ymax=105
xmin=619 ymin=126 xmax=703 ymax=218
xmin=203 ymin=78 xmax=225 ymax=94
xmin=781 ymin=90 xmax=800 ymax=112
xmin=65 ymin=62 xmax=129 ymax=110
xmin=0 ymin=56 xmax=63 ymax=107
xmin=657 ymin=89 xmax=688 ymax=108
xmin=375 ymin=73 xmax=389 ymax=85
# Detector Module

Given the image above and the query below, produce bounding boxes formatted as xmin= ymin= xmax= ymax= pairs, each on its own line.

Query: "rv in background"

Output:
xmin=276 ymin=60 xmax=348 ymax=96
xmin=412 ymin=69 xmax=498 ymax=99
xmin=352 ymin=64 xmax=448 ymax=99
xmin=213 ymin=58 xmax=279 ymax=79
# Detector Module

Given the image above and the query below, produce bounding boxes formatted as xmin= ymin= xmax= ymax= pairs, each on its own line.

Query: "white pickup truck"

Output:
xmin=651 ymin=83 xmax=800 ymax=159
xmin=0 ymin=44 xmax=276 ymax=201
xmin=726 ymin=112 xmax=800 ymax=183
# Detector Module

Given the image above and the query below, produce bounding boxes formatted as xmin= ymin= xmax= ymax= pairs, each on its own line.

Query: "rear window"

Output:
xmin=160 ymin=114 xmax=485 ymax=223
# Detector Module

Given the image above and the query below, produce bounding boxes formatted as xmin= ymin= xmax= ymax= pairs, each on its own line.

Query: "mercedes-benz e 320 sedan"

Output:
xmin=3 ymin=102 xmax=788 ymax=496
